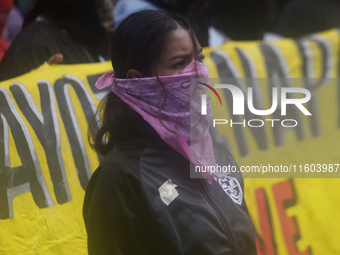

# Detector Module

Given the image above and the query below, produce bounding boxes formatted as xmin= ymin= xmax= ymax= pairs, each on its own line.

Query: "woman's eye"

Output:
xmin=172 ymin=60 xmax=186 ymax=69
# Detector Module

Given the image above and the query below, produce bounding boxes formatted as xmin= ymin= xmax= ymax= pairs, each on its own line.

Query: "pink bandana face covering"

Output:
xmin=95 ymin=60 xmax=216 ymax=183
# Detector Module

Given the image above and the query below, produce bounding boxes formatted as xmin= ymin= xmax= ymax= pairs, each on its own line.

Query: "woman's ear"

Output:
xmin=126 ymin=69 xmax=142 ymax=78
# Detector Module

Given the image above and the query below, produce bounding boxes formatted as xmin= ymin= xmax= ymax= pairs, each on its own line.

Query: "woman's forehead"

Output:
xmin=161 ymin=29 xmax=197 ymax=61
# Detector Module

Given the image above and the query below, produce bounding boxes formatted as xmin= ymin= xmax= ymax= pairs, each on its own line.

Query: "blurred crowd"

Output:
xmin=1 ymin=0 xmax=340 ymax=81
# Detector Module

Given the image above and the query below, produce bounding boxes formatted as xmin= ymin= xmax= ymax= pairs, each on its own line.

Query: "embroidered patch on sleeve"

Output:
xmin=217 ymin=177 xmax=243 ymax=205
xmin=158 ymin=179 xmax=179 ymax=206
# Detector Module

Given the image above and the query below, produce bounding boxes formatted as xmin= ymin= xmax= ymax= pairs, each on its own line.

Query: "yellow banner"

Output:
xmin=0 ymin=62 xmax=111 ymax=254
xmin=205 ymin=29 xmax=340 ymax=255
xmin=0 ymin=28 xmax=339 ymax=254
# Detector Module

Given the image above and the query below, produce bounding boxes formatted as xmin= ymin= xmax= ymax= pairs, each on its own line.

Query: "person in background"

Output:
xmin=14 ymin=0 xmax=35 ymax=18
xmin=0 ymin=0 xmax=114 ymax=81
xmin=271 ymin=0 xmax=340 ymax=38
xmin=114 ymin=0 xmax=211 ymax=47
xmin=114 ymin=0 xmax=161 ymax=29
xmin=3 ymin=6 xmax=24 ymax=45
xmin=0 ymin=0 xmax=13 ymax=62
xmin=210 ymin=0 xmax=271 ymax=41
xmin=150 ymin=0 xmax=211 ymax=47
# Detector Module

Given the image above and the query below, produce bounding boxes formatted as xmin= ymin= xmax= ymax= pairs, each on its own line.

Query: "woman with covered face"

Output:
xmin=83 ymin=10 xmax=257 ymax=255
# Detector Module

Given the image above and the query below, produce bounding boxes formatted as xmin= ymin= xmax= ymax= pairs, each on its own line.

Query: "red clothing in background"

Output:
xmin=0 ymin=37 xmax=9 ymax=62
xmin=0 ymin=0 xmax=13 ymax=62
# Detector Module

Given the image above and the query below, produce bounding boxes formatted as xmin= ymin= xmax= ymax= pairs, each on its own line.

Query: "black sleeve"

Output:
xmin=83 ymin=162 xmax=150 ymax=255
xmin=0 ymin=41 xmax=51 ymax=81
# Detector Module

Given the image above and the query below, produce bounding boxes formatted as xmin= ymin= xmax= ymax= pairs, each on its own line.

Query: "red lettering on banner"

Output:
xmin=272 ymin=179 xmax=312 ymax=255
xmin=255 ymin=188 xmax=276 ymax=255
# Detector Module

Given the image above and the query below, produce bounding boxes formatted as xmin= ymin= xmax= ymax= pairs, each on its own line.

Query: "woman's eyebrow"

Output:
xmin=169 ymin=53 xmax=191 ymax=61
xmin=169 ymin=48 xmax=203 ymax=61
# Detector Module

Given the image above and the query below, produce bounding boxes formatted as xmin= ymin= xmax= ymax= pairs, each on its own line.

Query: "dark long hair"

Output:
xmin=89 ymin=10 xmax=198 ymax=156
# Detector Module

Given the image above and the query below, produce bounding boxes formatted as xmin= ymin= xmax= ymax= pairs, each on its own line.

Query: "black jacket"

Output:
xmin=0 ymin=21 xmax=109 ymax=82
xmin=83 ymin=119 xmax=257 ymax=255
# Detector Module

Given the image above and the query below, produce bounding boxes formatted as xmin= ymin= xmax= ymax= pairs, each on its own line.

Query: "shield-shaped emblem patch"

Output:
xmin=218 ymin=177 xmax=243 ymax=205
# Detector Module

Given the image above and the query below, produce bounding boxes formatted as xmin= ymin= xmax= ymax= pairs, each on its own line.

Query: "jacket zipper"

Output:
xmin=195 ymin=178 xmax=237 ymax=255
